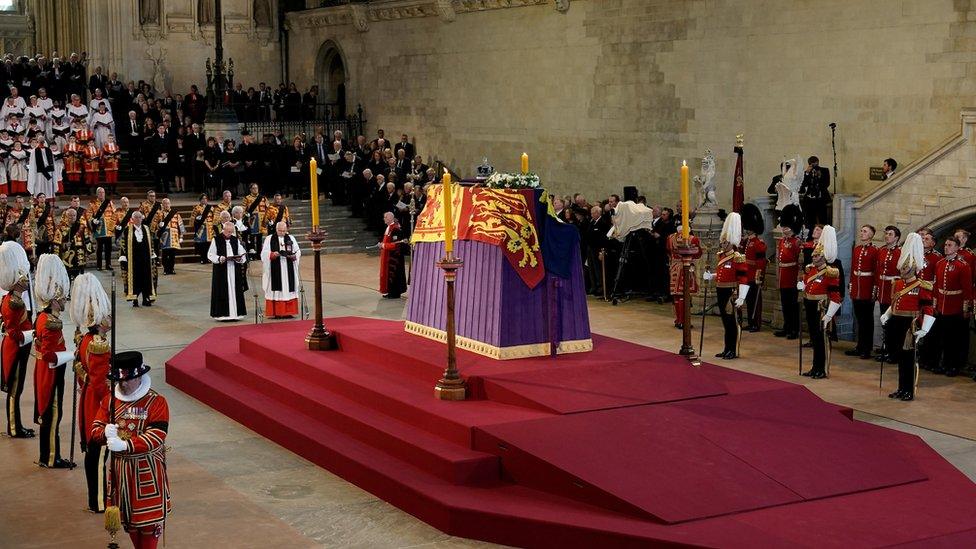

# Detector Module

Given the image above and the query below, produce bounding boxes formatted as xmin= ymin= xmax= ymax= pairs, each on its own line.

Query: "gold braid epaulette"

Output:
xmin=919 ymin=280 xmax=933 ymax=290
xmin=45 ymin=316 xmax=63 ymax=331
xmin=825 ymin=266 xmax=839 ymax=277
xmin=733 ymin=252 xmax=746 ymax=262
xmin=8 ymin=294 xmax=25 ymax=311
xmin=89 ymin=335 xmax=110 ymax=354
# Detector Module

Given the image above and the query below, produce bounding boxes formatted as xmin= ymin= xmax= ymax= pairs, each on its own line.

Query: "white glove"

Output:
xmin=104 ymin=423 xmax=118 ymax=438
xmin=880 ymin=311 xmax=891 ymax=326
xmin=796 ymin=281 xmax=805 ymax=292
xmin=736 ymin=284 xmax=749 ymax=308
xmin=54 ymin=349 xmax=75 ymax=367
xmin=915 ymin=314 xmax=935 ymax=340
xmin=158 ymin=221 xmax=164 ymax=228
xmin=20 ymin=329 xmax=33 ymax=346
xmin=118 ymin=256 xmax=127 ymax=263
xmin=702 ymin=270 xmax=714 ymax=281
xmin=106 ymin=436 xmax=127 ymax=452
xmin=822 ymin=301 xmax=841 ymax=329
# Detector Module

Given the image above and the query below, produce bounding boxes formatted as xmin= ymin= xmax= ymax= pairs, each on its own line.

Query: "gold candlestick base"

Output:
xmin=305 ymin=226 xmax=338 ymax=351
xmin=434 ymin=255 xmax=466 ymax=400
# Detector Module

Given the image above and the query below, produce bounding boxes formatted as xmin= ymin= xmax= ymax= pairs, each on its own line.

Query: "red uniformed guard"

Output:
xmin=846 ymin=224 xmax=878 ymax=359
xmin=68 ymin=273 xmax=112 ymax=512
xmin=929 ymin=235 xmax=973 ymax=377
xmin=798 ymin=225 xmax=842 ymax=379
xmin=0 ymin=241 xmax=34 ymax=438
xmin=703 ymin=213 xmax=749 ymax=359
xmin=953 ymin=229 xmax=976 ymax=286
xmin=880 ymin=233 xmax=934 ymax=401
xmin=874 ymin=225 xmax=902 ymax=362
xmin=775 ymin=205 xmax=803 ymax=339
xmin=918 ymin=228 xmax=943 ymax=284
xmin=741 ymin=204 xmax=767 ymax=332
xmin=32 ymin=254 xmax=75 ymax=468
xmin=666 ymin=229 xmax=701 ymax=329
xmin=92 ymin=351 xmax=171 ymax=549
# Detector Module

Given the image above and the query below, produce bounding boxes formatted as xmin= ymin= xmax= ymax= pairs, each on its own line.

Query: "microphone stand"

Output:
xmin=829 ymin=123 xmax=838 ymax=197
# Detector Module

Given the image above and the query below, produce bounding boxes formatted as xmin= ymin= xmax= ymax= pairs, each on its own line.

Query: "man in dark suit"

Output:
xmin=586 ymin=205 xmax=615 ymax=297
xmin=88 ymin=66 xmax=108 ymax=96
xmin=393 ymin=148 xmax=410 ymax=186
xmin=394 ymin=134 xmax=415 ymax=159
xmin=309 ymin=133 xmax=328 ymax=165
xmin=257 ymin=82 xmax=272 ymax=120
xmin=799 ymin=155 xmax=831 ymax=233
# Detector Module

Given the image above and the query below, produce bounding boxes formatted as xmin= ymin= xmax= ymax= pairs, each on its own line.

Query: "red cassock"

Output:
xmin=715 ymin=250 xmax=748 ymax=288
xmin=875 ymin=246 xmax=901 ymax=305
xmin=32 ymin=311 xmax=65 ymax=420
xmin=78 ymin=333 xmax=110 ymax=446
xmin=890 ymin=278 xmax=934 ymax=318
xmin=1 ymin=293 xmax=31 ymax=390
xmin=932 ymin=256 xmax=974 ymax=316
xmin=91 ymin=389 xmax=171 ymax=531
xmin=666 ymin=233 xmax=701 ymax=295
xmin=849 ymin=243 xmax=878 ymax=301
xmin=804 ymin=265 xmax=843 ymax=304
xmin=777 ymin=235 xmax=801 ymax=289
xmin=743 ymin=235 xmax=767 ymax=284
xmin=84 ymin=144 xmax=101 ymax=185
xmin=102 ymin=143 xmax=120 ymax=184
xmin=920 ymin=250 xmax=943 ymax=283
xmin=379 ymin=222 xmax=405 ymax=295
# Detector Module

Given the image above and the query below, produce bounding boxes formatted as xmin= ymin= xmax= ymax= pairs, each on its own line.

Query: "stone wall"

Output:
xmin=287 ymin=0 xmax=976 ymax=207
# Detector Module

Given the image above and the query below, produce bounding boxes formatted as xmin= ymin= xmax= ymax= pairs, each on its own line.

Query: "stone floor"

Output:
xmin=2 ymin=253 xmax=976 ymax=548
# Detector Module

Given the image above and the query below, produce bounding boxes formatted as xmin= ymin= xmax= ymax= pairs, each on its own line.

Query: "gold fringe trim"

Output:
xmin=404 ymin=321 xmax=592 ymax=360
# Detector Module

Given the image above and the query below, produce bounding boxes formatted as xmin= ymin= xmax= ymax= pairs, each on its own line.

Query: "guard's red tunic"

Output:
xmin=32 ymin=311 xmax=65 ymax=420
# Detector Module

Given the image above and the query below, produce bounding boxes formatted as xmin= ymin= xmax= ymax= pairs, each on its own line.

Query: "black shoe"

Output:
xmin=774 ymin=330 xmax=788 ymax=337
xmin=859 ymin=353 xmax=873 ymax=360
xmin=888 ymin=390 xmax=904 ymax=399
xmin=9 ymin=428 xmax=35 ymax=438
xmin=39 ymin=458 xmax=75 ymax=469
xmin=132 ymin=301 xmax=139 ymax=308
xmin=143 ymin=300 xmax=152 ymax=307
xmin=946 ymin=369 xmax=959 ymax=378
xmin=747 ymin=325 xmax=760 ymax=333
xmin=810 ymin=371 xmax=827 ymax=379
xmin=786 ymin=333 xmax=798 ymax=340
xmin=932 ymin=367 xmax=946 ymax=375
xmin=900 ymin=393 xmax=914 ymax=401
xmin=844 ymin=349 xmax=860 ymax=356
xmin=801 ymin=370 xmax=814 ymax=377
xmin=715 ymin=351 xmax=728 ymax=358
xmin=722 ymin=352 xmax=737 ymax=360
xmin=674 ymin=323 xmax=683 ymax=330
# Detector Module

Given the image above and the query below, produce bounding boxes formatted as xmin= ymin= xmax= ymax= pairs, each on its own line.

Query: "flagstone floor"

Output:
xmin=2 ymin=253 xmax=976 ymax=548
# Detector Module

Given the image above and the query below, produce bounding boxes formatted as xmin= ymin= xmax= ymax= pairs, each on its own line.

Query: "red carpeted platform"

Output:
xmin=166 ymin=317 xmax=976 ymax=548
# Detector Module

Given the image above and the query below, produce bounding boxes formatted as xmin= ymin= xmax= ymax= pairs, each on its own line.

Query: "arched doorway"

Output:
xmin=315 ymin=40 xmax=347 ymax=119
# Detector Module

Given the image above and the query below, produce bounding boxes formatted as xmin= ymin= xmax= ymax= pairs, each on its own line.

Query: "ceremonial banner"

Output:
xmin=413 ymin=185 xmax=545 ymax=288
xmin=732 ymin=145 xmax=744 ymax=213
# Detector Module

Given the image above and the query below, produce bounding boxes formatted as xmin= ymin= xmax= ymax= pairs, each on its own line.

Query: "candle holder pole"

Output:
xmin=434 ymin=251 xmax=466 ymax=400
xmin=305 ymin=226 xmax=338 ymax=350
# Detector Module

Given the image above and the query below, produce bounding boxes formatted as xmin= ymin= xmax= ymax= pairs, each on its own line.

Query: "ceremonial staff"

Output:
xmin=797 ymin=285 xmax=804 ymax=376
xmin=879 ymin=323 xmax=886 ymax=395
xmin=104 ymin=273 xmax=121 ymax=549
xmin=698 ymin=215 xmax=715 ymax=354
xmin=68 ymin=325 xmax=80 ymax=469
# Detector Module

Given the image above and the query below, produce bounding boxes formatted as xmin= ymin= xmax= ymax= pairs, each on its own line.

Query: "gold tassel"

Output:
xmin=104 ymin=505 xmax=121 ymax=534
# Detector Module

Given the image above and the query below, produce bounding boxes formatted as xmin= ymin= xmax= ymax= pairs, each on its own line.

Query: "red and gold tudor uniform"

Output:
xmin=32 ymin=305 xmax=69 ymax=467
xmin=742 ymin=233 xmax=767 ymax=331
xmin=91 ymin=354 xmax=171 ymax=549
xmin=848 ymin=241 xmax=878 ymax=358
xmin=1 ymin=290 xmax=32 ymax=437
xmin=713 ymin=249 xmax=748 ymax=358
xmin=666 ymin=232 xmax=701 ymax=328
xmin=78 ymin=330 xmax=111 ymax=512
xmin=776 ymin=232 xmax=801 ymax=338
xmin=875 ymin=244 xmax=901 ymax=314
xmin=929 ymin=254 xmax=973 ymax=376
xmin=885 ymin=276 xmax=933 ymax=400
xmin=802 ymin=262 xmax=842 ymax=379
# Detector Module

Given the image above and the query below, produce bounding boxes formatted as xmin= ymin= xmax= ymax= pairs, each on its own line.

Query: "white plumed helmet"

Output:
xmin=0 ymin=241 xmax=30 ymax=292
xmin=69 ymin=273 xmax=111 ymax=329
xmin=897 ymin=232 xmax=925 ymax=272
xmin=720 ymin=212 xmax=742 ymax=247
xmin=34 ymin=254 xmax=70 ymax=308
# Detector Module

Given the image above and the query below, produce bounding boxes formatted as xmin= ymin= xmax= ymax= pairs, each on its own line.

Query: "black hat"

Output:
xmin=780 ymin=204 xmax=803 ymax=235
xmin=108 ymin=351 xmax=151 ymax=381
xmin=741 ymin=203 xmax=764 ymax=235
xmin=240 ymin=129 xmax=250 ymax=136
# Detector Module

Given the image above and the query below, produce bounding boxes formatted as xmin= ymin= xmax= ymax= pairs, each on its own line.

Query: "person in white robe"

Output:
xmin=27 ymin=138 xmax=56 ymax=198
xmin=88 ymin=90 xmax=111 ymax=116
xmin=66 ymin=95 xmax=89 ymax=126
xmin=90 ymin=105 xmax=114 ymax=149
xmin=24 ymin=97 xmax=46 ymax=133
xmin=260 ymin=221 xmax=301 ymax=319
xmin=208 ymin=221 xmax=248 ymax=321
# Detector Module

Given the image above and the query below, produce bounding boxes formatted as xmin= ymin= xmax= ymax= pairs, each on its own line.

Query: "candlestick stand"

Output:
xmin=678 ymin=243 xmax=700 ymax=366
xmin=434 ymin=253 xmax=466 ymax=400
xmin=305 ymin=226 xmax=338 ymax=350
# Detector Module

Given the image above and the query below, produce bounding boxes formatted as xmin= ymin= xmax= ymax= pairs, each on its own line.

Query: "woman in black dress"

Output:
xmin=203 ymin=137 xmax=222 ymax=198
xmin=219 ymin=139 xmax=242 ymax=195
xmin=171 ymin=136 xmax=189 ymax=193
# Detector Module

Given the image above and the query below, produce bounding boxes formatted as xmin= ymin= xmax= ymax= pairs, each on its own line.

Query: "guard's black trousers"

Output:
xmin=161 ymin=248 xmax=177 ymax=274
xmin=852 ymin=299 xmax=875 ymax=355
xmin=84 ymin=440 xmax=108 ymax=512
xmin=932 ymin=314 xmax=969 ymax=373
xmin=885 ymin=315 xmax=916 ymax=395
xmin=95 ymin=237 xmax=113 ymax=270
xmin=746 ymin=282 xmax=762 ymax=329
xmin=804 ymin=299 xmax=830 ymax=375
xmin=779 ymin=287 xmax=799 ymax=335
xmin=717 ymin=287 xmax=740 ymax=356
xmin=37 ymin=366 xmax=65 ymax=467
xmin=4 ymin=344 xmax=30 ymax=436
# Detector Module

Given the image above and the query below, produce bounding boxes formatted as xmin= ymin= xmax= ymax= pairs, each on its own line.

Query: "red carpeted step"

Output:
xmin=205 ymin=350 xmax=500 ymax=485
xmin=234 ymin=330 xmax=553 ymax=446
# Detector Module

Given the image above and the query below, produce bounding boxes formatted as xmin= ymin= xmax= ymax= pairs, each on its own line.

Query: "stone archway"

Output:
xmin=315 ymin=40 xmax=347 ymax=118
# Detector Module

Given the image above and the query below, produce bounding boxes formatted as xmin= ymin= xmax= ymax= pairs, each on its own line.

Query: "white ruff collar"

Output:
xmin=116 ymin=373 xmax=151 ymax=402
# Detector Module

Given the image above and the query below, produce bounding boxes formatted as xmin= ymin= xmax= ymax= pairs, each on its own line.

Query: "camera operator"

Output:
xmin=799 ymin=155 xmax=831 ymax=233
